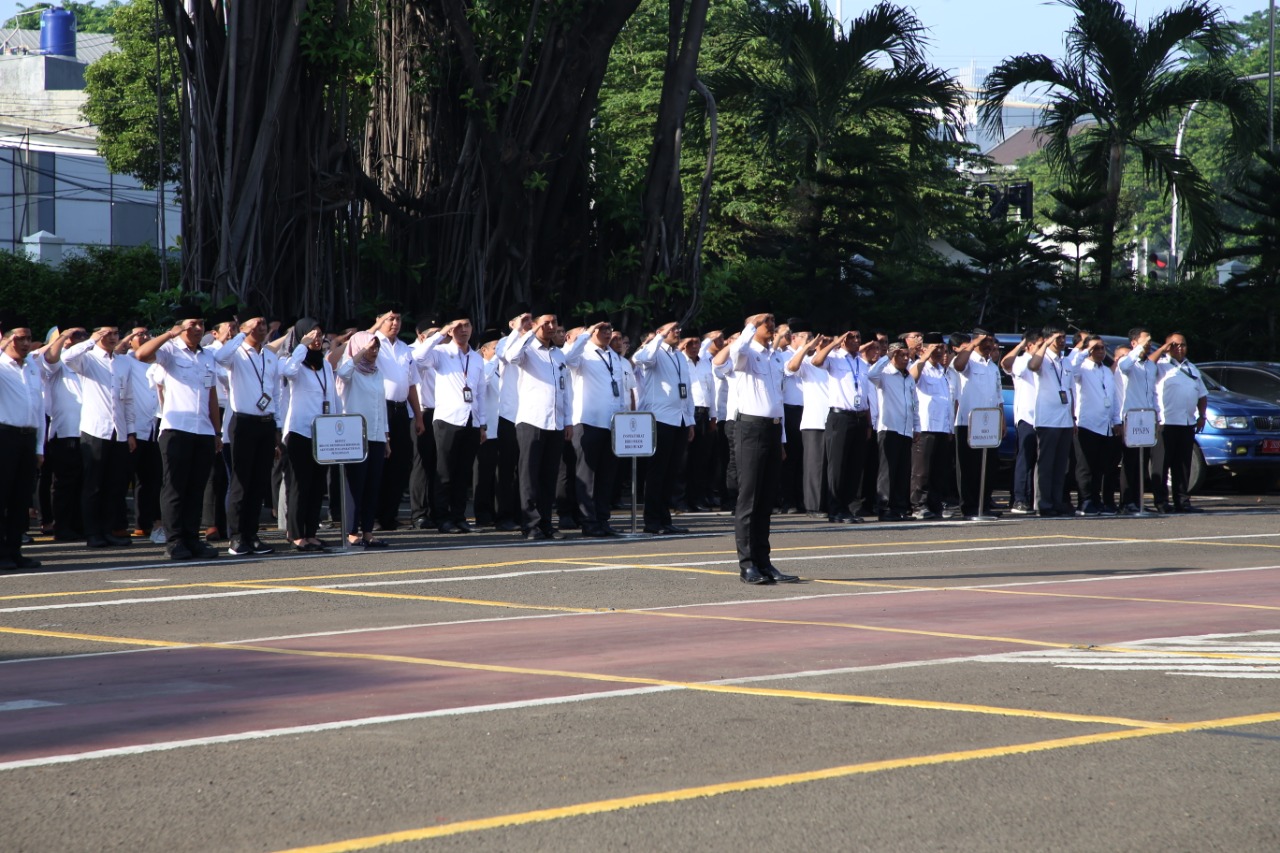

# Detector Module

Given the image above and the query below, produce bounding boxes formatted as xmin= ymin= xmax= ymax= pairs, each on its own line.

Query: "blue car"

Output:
xmin=989 ymin=336 xmax=1280 ymax=491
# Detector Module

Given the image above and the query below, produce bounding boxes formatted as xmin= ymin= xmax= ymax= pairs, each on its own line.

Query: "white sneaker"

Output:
xmin=150 ymin=526 xmax=168 ymax=545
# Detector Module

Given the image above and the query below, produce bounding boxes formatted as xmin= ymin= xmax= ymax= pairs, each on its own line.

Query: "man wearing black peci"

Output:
xmin=727 ymin=312 xmax=797 ymax=585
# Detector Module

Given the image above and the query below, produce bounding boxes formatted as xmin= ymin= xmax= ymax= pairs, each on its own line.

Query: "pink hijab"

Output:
xmin=346 ymin=332 xmax=380 ymax=375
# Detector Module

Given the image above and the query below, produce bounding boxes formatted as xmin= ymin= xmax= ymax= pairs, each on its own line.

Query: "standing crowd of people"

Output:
xmin=0 ymin=305 xmax=1208 ymax=575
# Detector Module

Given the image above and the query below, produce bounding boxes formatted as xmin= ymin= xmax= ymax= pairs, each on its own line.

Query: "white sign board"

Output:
xmin=611 ymin=412 xmax=657 ymax=458
xmin=312 ymin=414 xmax=369 ymax=464
xmin=1124 ymin=409 xmax=1158 ymax=448
xmin=967 ymin=407 xmax=1004 ymax=449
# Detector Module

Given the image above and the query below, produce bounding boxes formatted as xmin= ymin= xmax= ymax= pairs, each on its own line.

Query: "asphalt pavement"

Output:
xmin=2 ymin=493 xmax=1279 ymax=852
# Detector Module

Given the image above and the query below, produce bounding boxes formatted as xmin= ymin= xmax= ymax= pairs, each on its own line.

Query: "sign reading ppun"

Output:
xmin=611 ymin=412 xmax=657 ymax=457
xmin=312 ymin=414 xmax=369 ymax=464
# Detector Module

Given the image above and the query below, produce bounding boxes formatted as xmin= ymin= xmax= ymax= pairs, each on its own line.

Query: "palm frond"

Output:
xmin=1130 ymin=137 xmax=1221 ymax=255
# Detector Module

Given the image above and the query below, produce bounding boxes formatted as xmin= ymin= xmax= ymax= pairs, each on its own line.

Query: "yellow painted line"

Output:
xmin=221 ymin=583 xmax=603 ymax=614
xmin=627 ymin=610 xmax=1280 ymax=663
xmin=0 ymin=535 xmax=1080 ymax=604
xmin=949 ymin=586 xmax=1280 ymax=612
xmin=0 ymin=625 xmax=190 ymax=648
xmin=0 ymin=558 xmax=581 ymax=602
xmin=273 ymin=710 xmax=1280 ymax=853
xmin=0 ymin=624 xmax=1168 ymax=728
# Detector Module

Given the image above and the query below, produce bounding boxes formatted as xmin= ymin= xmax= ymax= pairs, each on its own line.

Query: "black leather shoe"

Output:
xmin=545 ymin=528 xmax=563 ymax=540
xmin=439 ymin=521 xmax=460 ymax=534
xmin=167 ymin=542 xmax=193 ymax=561
xmin=661 ymin=524 xmax=690 ymax=535
xmin=12 ymin=556 xmax=39 ymax=569
xmin=599 ymin=525 xmax=622 ymax=537
xmin=190 ymin=541 xmax=219 ymax=559
xmin=0 ymin=558 xmax=17 ymax=571
xmin=762 ymin=565 xmax=799 ymax=583
xmin=524 ymin=528 xmax=547 ymax=540
xmin=105 ymin=533 xmax=133 ymax=546
xmin=86 ymin=535 xmax=110 ymax=548
xmin=1180 ymin=503 xmax=1204 ymax=514
xmin=456 ymin=520 xmax=474 ymax=533
xmin=740 ymin=566 xmax=772 ymax=585
xmin=495 ymin=520 xmax=520 ymax=532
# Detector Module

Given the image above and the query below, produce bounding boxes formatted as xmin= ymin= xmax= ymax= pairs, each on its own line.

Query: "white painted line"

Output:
xmin=0 ymin=588 xmax=284 ymax=614
xmin=0 ymin=686 xmax=677 ymax=772
xmin=0 ymin=700 xmax=61 ymax=712
xmin=107 ymin=579 xmax=171 ymax=584
xmin=1 ymin=532 xmax=725 ymax=578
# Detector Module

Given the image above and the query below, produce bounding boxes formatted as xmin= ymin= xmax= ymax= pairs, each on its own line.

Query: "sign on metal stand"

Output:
xmin=312 ymin=414 xmax=369 ymax=550
xmin=1123 ymin=408 xmax=1158 ymax=517
xmin=610 ymin=412 xmax=657 ymax=537
xmin=966 ymin=407 xmax=1003 ymax=521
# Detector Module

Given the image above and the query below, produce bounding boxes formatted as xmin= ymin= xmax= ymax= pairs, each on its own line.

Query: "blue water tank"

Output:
xmin=39 ymin=8 xmax=77 ymax=58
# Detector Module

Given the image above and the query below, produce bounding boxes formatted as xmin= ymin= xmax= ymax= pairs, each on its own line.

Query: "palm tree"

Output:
xmin=979 ymin=0 xmax=1263 ymax=305
xmin=712 ymin=0 xmax=964 ymax=291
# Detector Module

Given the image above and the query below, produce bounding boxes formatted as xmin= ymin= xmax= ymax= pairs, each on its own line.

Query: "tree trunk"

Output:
xmin=634 ymin=0 xmax=711 ymax=316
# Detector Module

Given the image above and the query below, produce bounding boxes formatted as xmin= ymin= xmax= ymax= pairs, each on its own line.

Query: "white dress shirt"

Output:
xmin=1155 ymin=357 xmax=1208 ymax=426
xmin=1117 ymin=345 xmax=1158 ymax=417
xmin=336 ymin=357 xmax=389 ymax=441
xmin=821 ymin=348 xmax=870 ymax=413
xmin=1074 ymin=358 xmax=1122 ymax=437
xmin=495 ymin=333 xmax=520 ymax=424
xmin=281 ymin=345 xmax=336 ymax=438
xmin=40 ymin=358 xmax=83 ymax=440
xmin=412 ymin=336 xmax=486 ymax=429
xmin=688 ymin=352 xmax=715 ymax=410
xmin=1 ymin=352 xmax=43 ymax=449
xmin=62 ymin=340 xmax=136 ymax=440
xmin=482 ymin=354 xmax=501 ymax=428
xmin=779 ymin=348 xmax=803 ymax=406
xmin=121 ymin=353 xmax=160 ymax=441
xmin=914 ymin=361 xmax=955 ymax=433
xmin=414 ymin=358 xmax=436 ymax=410
xmin=1016 ymin=349 xmax=1074 ymax=429
xmin=632 ymin=335 xmax=696 ymax=427
xmin=956 ymin=353 xmax=1002 ymax=427
xmin=501 ymin=327 xmax=569 ymax=431
xmin=563 ymin=335 xmax=627 ymax=429
xmin=205 ymin=339 xmax=231 ymax=409
xmin=374 ymin=332 xmax=414 ymax=405
xmin=728 ymin=325 xmax=784 ymax=421
xmin=213 ymin=333 xmax=283 ymax=426
xmin=866 ymin=356 xmax=919 ymax=438
xmin=786 ymin=356 xmax=832 ymax=430
xmin=1007 ymin=352 xmax=1037 ymax=427
xmin=153 ymin=339 xmax=218 ymax=436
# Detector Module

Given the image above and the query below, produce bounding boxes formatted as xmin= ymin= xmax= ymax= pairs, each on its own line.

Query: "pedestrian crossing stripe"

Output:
xmin=979 ymin=633 xmax=1280 ymax=679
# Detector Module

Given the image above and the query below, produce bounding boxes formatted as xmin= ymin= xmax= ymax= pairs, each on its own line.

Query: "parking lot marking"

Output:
xmin=269 ymin=710 xmax=1280 ymax=853
xmin=219 ymin=582 xmax=606 ymax=614
xmin=0 ymin=624 xmax=1176 ymax=730
xmin=0 ymin=535 xmax=1080 ymax=602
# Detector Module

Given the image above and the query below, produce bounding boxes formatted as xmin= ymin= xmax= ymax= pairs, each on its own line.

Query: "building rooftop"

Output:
xmin=0 ymin=29 xmax=116 ymax=64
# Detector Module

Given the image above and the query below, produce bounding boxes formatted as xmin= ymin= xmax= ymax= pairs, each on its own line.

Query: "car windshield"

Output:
xmin=1203 ymin=372 xmax=1223 ymax=391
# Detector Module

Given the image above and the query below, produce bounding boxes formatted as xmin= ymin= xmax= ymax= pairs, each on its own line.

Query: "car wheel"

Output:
xmin=1189 ymin=445 xmax=1207 ymax=494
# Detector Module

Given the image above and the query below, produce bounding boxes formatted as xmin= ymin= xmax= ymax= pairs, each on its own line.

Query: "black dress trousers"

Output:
xmin=516 ymin=423 xmax=564 ymax=534
xmin=734 ymin=415 xmax=782 ymax=572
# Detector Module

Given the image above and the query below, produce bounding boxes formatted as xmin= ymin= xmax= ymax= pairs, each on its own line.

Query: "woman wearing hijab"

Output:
xmin=280 ymin=318 xmax=335 ymax=551
xmin=336 ymin=331 xmax=391 ymax=547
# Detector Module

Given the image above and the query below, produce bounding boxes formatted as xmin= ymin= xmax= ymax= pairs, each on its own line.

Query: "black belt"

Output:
xmin=387 ymin=400 xmax=408 ymax=411
xmin=0 ymin=423 xmax=37 ymax=436
xmin=233 ymin=413 xmax=277 ymax=423
xmin=738 ymin=413 xmax=782 ymax=425
xmin=831 ymin=409 xmax=870 ymax=420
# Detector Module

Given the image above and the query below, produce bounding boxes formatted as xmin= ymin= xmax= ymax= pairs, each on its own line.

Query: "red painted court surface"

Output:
xmin=4 ymin=561 xmax=1278 ymax=768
